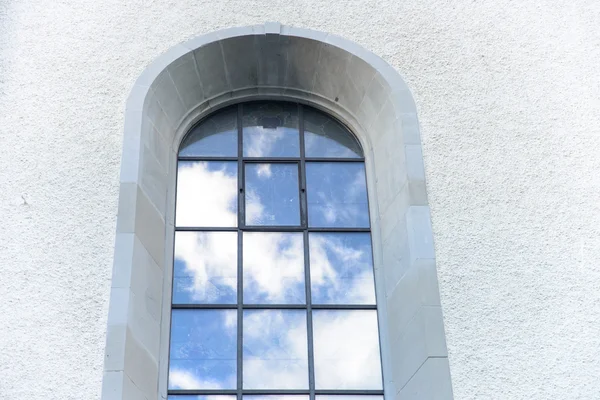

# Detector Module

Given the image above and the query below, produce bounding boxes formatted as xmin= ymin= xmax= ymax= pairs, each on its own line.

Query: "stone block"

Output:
xmin=140 ymin=147 xmax=168 ymax=214
xmin=151 ymin=70 xmax=186 ymax=128
xmin=406 ymin=206 xmax=435 ymax=260
xmin=398 ymin=357 xmax=453 ymax=399
xmin=391 ymin=306 xmax=448 ymax=389
xmin=193 ymin=41 xmax=230 ymax=100
xmin=168 ymin=52 xmax=204 ymax=111
xmin=222 ymin=35 xmax=259 ymax=89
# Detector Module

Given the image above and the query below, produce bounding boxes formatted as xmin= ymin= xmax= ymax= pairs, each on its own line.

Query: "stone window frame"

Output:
xmin=102 ymin=23 xmax=453 ymax=400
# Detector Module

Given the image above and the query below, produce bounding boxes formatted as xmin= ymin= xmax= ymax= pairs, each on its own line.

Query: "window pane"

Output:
xmin=245 ymin=163 xmax=300 ymax=226
xmin=313 ymin=310 xmax=382 ymax=390
xmin=304 ymin=108 xmax=362 ymax=158
xmin=243 ymin=232 xmax=305 ymax=304
xmin=243 ymin=102 xmax=299 ymax=157
xmin=173 ymin=231 xmax=237 ymax=304
xmin=169 ymin=310 xmax=237 ymax=390
xmin=243 ymin=310 xmax=308 ymax=389
xmin=176 ymin=161 xmax=238 ymax=227
xmin=179 ymin=106 xmax=237 ymax=157
xmin=306 ymin=162 xmax=369 ymax=228
xmin=309 ymin=233 xmax=375 ymax=305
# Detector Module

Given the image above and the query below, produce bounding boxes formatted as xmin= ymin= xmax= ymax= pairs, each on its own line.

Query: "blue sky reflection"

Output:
xmin=169 ymin=309 xmax=237 ymax=390
xmin=245 ymin=163 xmax=300 ymax=226
xmin=309 ymin=233 xmax=375 ymax=305
xmin=306 ymin=162 xmax=369 ymax=228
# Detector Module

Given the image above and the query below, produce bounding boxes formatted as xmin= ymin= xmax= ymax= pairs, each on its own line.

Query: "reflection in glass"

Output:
xmin=304 ymin=108 xmax=362 ymax=158
xmin=312 ymin=310 xmax=382 ymax=390
xmin=179 ymin=106 xmax=238 ymax=157
xmin=309 ymin=233 xmax=375 ymax=305
xmin=245 ymin=163 xmax=300 ymax=226
xmin=243 ymin=310 xmax=308 ymax=389
xmin=243 ymin=232 xmax=305 ymax=304
xmin=173 ymin=232 xmax=237 ymax=304
xmin=306 ymin=162 xmax=369 ymax=228
xmin=176 ymin=161 xmax=238 ymax=227
xmin=243 ymin=102 xmax=299 ymax=157
xmin=169 ymin=310 xmax=237 ymax=390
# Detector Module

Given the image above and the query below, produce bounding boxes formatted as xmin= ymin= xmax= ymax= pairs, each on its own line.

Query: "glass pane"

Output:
xmin=243 ymin=102 xmax=299 ymax=157
xmin=306 ymin=162 xmax=369 ymax=228
xmin=245 ymin=163 xmax=300 ymax=226
xmin=243 ymin=310 xmax=308 ymax=389
xmin=243 ymin=232 xmax=305 ymax=304
xmin=179 ymin=106 xmax=237 ymax=157
xmin=173 ymin=231 xmax=237 ymax=304
xmin=304 ymin=108 xmax=362 ymax=158
xmin=176 ymin=161 xmax=238 ymax=227
xmin=317 ymin=397 xmax=383 ymax=400
xmin=169 ymin=310 xmax=237 ymax=390
xmin=309 ymin=233 xmax=375 ymax=305
xmin=312 ymin=310 xmax=382 ymax=390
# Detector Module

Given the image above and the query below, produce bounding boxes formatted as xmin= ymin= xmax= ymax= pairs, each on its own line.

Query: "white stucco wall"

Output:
xmin=0 ymin=1 xmax=599 ymax=399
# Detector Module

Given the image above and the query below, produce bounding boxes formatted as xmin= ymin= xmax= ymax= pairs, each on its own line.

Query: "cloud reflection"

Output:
xmin=244 ymin=232 xmax=305 ymax=304
xmin=176 ymin=161 xmax=238 ymax=227
xmin=313 ymin=310 xmax=382 ymax=390
xmin=306 ymin=163 xmax=369 ymax=228
xmin=243 ymin=310 xmax=308 ymax=389
xmin=309 ymin=233 xmax=376 ymax=305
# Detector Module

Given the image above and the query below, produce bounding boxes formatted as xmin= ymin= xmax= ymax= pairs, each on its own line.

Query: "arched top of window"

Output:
xmin=179 ymin=102 xmax=364 ymax=159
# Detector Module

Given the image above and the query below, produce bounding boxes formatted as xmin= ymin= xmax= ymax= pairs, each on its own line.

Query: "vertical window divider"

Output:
xmin=299 ymin=104 xmax=316 ymax=399
xmin=237 ymin=103 xmax=244 ymax=398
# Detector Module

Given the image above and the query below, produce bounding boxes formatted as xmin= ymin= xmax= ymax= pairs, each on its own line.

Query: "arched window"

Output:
xmin=167 ymin=101 xmax=384 ymax=399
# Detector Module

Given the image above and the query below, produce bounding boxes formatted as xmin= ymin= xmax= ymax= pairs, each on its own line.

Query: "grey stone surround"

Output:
xmin=102 ymin=23 xmax=453 ymax=400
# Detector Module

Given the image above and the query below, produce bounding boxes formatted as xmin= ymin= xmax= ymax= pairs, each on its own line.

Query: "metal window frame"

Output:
xmin=168 ymin=101 xmax=384 ymax=399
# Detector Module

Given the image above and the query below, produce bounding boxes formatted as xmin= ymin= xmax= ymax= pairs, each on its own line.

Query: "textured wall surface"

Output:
xmin=0 ymin=1 xmax=599 ymax=399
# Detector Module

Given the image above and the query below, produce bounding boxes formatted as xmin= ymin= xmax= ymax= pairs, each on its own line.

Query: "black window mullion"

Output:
xmin=299 ymin=104 xmax=316 ymax=400
xmin=237 ymin=103 xmax=244 ymax=398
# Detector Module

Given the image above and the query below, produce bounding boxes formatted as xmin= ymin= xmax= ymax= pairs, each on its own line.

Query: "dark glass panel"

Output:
xmin=169 ymin=310 xmax=237 ymax=390
xmin=304 ymin=108 xmax=362 ymax=158
xmin=179 ymin=106 xmax=238 ymax=157
xmin=306 ymin=162 xmax=369 ymax=228
xmin=176 ymin=161 xmax=238 ymax=227
xmin=243 ymin=102 xmax=299 ymax=157
xmin=309 ymin=232 xmax=375 ymax=305
xmin=245 ymin=163 xmax=300 ymax=226
xmin=312 ymin=310 xmax=382 ymax=390
xmin=243 ymin=310 xmax=308 ymax=389
xmin=173 ymin=231 xmax=237 ymax=304
xmin=243 ymin=232 xmax=305 ymax=304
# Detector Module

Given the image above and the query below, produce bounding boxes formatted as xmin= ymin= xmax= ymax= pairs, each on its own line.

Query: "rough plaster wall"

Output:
xmin=0 ymin=0 xmax=599 ymax=399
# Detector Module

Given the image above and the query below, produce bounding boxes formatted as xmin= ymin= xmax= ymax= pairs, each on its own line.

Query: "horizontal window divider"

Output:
xmin=171 ymin=304 xmax=377 ymax=310
xmin=167 ymin=389 xmax=384 ymax=395
xmin=304 ymin=157 xmax=365 ymax=162
xmin=175 ymin=226 xmax=371 ymax=232
xmin=178 ymin=156 xmax=239 ymax=161
xmin=177 ymin=157 xmax=365 ymax=162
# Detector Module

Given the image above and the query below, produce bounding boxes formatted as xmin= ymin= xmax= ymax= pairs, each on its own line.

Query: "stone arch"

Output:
xmin=103 ymin=23 xmax=453 ymax=400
